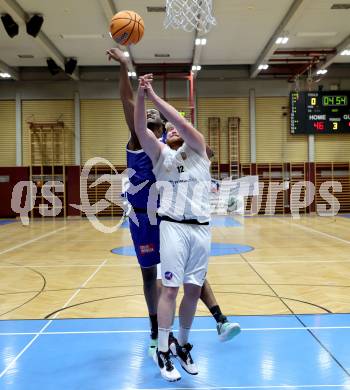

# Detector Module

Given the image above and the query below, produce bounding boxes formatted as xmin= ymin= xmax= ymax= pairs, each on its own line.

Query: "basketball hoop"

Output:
xmin=164 ymin=0 xmax=216 ymax=33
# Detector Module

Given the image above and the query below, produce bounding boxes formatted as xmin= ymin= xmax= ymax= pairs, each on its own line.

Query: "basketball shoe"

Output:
xmin=217 ymin=321 xmax=241 ymax=342
xmin=153 ymin=349 xmax=181 ymax=382
xmin=169 ymin=337 xmax=198 ymax=375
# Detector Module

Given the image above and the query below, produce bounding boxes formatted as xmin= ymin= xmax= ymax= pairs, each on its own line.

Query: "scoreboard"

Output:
xmin=290 ymin=91 xmax=350 ymax=134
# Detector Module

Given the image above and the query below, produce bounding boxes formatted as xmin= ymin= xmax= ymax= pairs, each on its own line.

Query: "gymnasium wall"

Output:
xmin=0 ymin=100 xmax=16 ymax=166
xmin=1 ymin=76 xmax=350 ymax=166
xmin=21 ymin=100 xmax=75 ymax=166
xmin=81 ymin=99 xmax=127 ymax=165
xmin=256 ymin=97 xmax=308 ymax=163
xmin=197 ymin=97 xmax=250 ymax=163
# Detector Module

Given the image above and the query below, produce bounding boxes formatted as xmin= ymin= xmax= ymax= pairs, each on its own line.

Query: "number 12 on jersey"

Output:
xmin=177 ymin=166 xmax=184 ymax=173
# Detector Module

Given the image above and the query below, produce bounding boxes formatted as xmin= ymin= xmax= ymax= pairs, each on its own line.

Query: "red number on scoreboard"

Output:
xmin=313 ymin=121 xmax=324 ymax=130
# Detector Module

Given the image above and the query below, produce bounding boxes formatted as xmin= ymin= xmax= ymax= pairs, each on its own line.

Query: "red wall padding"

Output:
xmin=0 ymin=166 xmax=82 ymax=218
xmin=0 ymin=167 xmax=30 ymax=218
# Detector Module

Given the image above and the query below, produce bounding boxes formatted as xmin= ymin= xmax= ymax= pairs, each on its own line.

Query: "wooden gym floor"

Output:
xmin=1 ymin=214 xmax=350 ymax=320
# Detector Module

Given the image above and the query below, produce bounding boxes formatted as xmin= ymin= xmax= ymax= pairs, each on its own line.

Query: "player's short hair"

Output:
xmin=165 ymin=122 xmax=175 ymax=132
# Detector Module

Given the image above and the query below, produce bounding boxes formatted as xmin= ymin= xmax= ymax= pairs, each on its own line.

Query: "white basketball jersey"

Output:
xmin=152 ymin=143 xmax=211 ymax=222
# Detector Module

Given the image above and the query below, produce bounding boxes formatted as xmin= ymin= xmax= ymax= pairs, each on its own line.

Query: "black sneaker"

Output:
xmin=153 ymin=349 xmax=181 ymax=382
xmin=170 ymin=340 xmax=198 ymax=375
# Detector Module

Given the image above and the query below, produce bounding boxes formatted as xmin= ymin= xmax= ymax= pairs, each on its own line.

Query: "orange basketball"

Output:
xmin=109 ymin=10 xmax=144 ymax=46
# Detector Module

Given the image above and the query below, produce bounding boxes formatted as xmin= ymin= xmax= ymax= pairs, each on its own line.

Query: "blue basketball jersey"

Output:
xmin=126 ymin=148 xmax=156 ymax=209
xmin=126 ymin=133 xmax=166 ymax=209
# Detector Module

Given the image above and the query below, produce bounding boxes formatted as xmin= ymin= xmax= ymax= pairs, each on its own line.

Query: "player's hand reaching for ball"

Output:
xmin=139 ymin=74 xmax=155 ymax=97
xmin=137 ymin=76 xmax=148 ymax=97
xmin=106 ymin=47 xmax=128 ymax=65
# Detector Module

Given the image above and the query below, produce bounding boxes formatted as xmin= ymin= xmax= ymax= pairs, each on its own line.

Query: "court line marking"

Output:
xmin=136 ymin=386 xmax=350 ymax=389
xmin=0 ymin=259 xmax=107 ymax=379
xmin=129 ymin=386 xmax=350 ymax=389
xmin=1 ymin=325 xmax=350 ymax=336
xmin=0 ymin=227 xmax=66 ymax=257
xmin=279 ymin=220 xmax=350 ymax=245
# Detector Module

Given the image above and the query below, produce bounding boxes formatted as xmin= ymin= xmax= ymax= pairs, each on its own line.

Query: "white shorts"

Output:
xmin=156 ymin=263 xmax=161 ymax=280
xmin=159 ymin=220 xmax=211 ymax=287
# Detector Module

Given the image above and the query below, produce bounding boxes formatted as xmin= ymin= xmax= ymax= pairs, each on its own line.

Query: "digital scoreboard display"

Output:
xmin=290 ymin=91 xmax=350 ymax=134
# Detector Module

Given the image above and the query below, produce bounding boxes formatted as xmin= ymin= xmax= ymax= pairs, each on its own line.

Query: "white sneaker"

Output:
xmin=217 ymin=321 xmax=241 ymax=342
xmin=153 ymin=349 xmax=181 ymax=382
xmin=173 ymin=342 xmax=198 ymax=375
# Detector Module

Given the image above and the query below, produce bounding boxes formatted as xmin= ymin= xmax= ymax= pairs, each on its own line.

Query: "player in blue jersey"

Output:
xmin=107 ymin=48 xmax=240 ymax=354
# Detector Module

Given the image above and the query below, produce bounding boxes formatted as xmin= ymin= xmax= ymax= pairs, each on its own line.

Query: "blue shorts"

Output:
xmin=129 ymin=212 xmax=160 ymax=268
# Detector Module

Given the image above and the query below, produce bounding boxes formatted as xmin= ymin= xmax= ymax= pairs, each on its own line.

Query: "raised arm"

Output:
xmin=134 ymin=79 xmax=164 ymax=165
xmin=106 ymin=47 xmax=140 ymax=149
xmin=144 ymin=74 xmax=207 ymax=159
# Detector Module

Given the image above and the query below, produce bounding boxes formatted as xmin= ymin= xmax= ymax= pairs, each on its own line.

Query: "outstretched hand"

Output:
xmin=106 ymin=47 xmax=128 ymax=64
xmin=138 ymin=73 xmax=154 ymax=97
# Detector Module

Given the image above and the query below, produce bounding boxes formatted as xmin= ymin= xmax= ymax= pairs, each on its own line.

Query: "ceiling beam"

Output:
xmin=312 ymin=33 xmax=350 ymax=76
xmin=98 ymin=0 xmax=136 ymax=75
xmin=0 ymin=0 xmax=79 ymax=80
xmin=0 ymin=59 xmax=19 ymax=80
xmin=250 ymin=0 xmax=305 ymax=78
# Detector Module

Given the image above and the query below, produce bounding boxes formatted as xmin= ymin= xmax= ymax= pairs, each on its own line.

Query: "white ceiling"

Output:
xmin=0 ymin=0 xmax=349 ymax=78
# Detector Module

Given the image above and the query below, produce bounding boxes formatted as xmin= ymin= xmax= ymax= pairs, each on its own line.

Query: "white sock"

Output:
xmin=178 ymin=326 xmax=190 ymax=346
xmin=158 ymin=328 xmax=171 ymax=352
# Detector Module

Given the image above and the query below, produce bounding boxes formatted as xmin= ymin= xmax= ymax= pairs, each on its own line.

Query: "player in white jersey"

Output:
xmin=134 ymin=74 xmax=212 ymax=382
xmin=106 ymin=48 xmax=240 ymax=359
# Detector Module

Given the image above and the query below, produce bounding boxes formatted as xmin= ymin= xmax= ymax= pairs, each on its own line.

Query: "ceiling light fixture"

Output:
xmin=316 ymin=69 xmax=328 ymax=75
xmin=258 ymin=64 xmax=269 ymax=70
xmin=192 ymin=65 xmax=201 ymax=71
xmin=18 ymin=54 xmax=34 ymax=59
xmin=276 ymin=36 xmax=289 ymax=44
xmin=340 ymin=49 xmax=350 ymax=56
xmin=195 ymin=38 xmax=207 ymax=46
xmin=0 ymin=73 xmax=11 ymax=78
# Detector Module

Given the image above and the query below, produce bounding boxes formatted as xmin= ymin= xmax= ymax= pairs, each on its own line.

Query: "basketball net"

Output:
xmin=164 ymin=0 xmax=216 ymax=33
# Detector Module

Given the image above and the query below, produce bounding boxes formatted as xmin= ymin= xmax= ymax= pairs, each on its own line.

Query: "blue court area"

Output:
xmin=210 ymin=216 xmax=242 ymax=227
xmin=112 ymin=242 xmax=254 ymax=256
xmin=120 ymin=218 xmax=130 ymax=228
xmin=1 ymin=314 xmax=350 ymax=389
xmin=0 ymin=220 xmax=16 ymax=226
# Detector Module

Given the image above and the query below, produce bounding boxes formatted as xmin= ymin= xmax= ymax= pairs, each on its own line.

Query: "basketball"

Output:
xmin=109 ymin=10 xmax=144 ymax=46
